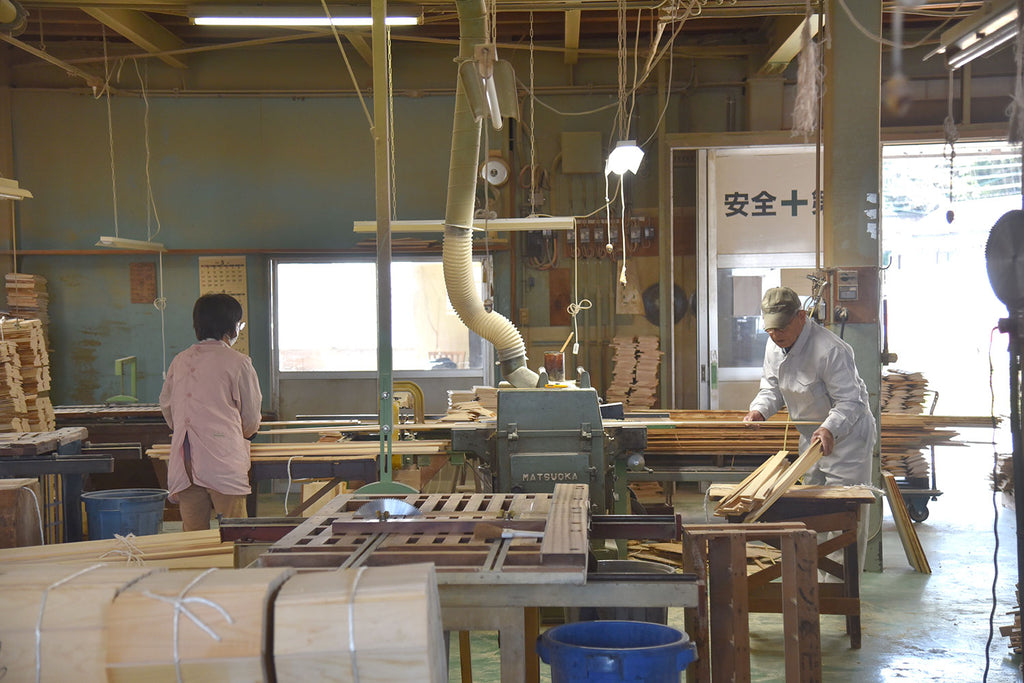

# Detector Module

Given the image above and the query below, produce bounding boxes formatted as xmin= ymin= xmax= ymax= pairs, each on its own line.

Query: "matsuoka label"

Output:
xmin=521 ymin=472 xmax=580 ymax=482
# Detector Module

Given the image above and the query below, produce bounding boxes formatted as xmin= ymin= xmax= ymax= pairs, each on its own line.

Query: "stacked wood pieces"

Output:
xmin=274 ymin=563 xmax=447 ymax=682
xmin=881 ymin=370 xmax=929 ymax=414
xmin=0 ymin=318 xmax=54 ymax=431
xmin=5 ymin=273 xmax=49 ymax=329
xmin=107 ymin=567 xmax=294 ymax=681
xmin=713 ymin=442 xmax=825 ymax=522
xmin=606 ymin=335 xmax=661 ymax=409
xmin=0 ymin=564 xmax=163 ymax=682
xmin=0 ymin=529 xmax=234 ymax=568
xmin=882 ymin=471 xmax=931 ymax=573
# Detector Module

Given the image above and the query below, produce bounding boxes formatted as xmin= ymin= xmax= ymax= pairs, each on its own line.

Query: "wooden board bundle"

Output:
xmin=0 ymin=477 xmax=42 ymax=547
xmin=0 ymin=318 xmax=54 ymax=431
xmin=148 ymin=440 xmax=449 ymax=460
xmin=107 ymin=567 xmax=294 ymax=681
xmin=881 ymin=370 xmax=929 ymax=414
xmin=606 ymin=335 xmax=661 ymax=408
xmin=0 ymin=529 xmax=234 ymax=568
xmin=274 ymin=563 xmax=446 ymax=682
xmin=713 ymin=442 xmax=825 ymax=521
xmin=882 ymin=471 xmax=931 ymax=573
xmin=0 ymin=564 xmax=162 ymax=682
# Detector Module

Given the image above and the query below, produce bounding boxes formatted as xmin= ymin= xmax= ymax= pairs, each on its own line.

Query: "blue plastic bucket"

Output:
xmin=537 ymin=620 xmax=697 ymax=683
xmin=81 ymin=488 xmax=168 ymax=539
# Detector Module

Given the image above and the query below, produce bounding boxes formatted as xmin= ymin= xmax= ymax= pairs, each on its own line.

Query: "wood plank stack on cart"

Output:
xmin=606 ymin=335 xmax=661 ymax=409
xmin=881 ymin=370 xmax=929 ymax=414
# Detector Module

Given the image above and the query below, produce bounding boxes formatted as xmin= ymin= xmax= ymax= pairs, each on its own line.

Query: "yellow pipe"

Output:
xmin=393 ymin=380 xmax=425 ymax=424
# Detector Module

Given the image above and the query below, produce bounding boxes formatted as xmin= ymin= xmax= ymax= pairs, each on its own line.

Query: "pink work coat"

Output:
xmin=159 ymin=339 xmax=262 ymax=500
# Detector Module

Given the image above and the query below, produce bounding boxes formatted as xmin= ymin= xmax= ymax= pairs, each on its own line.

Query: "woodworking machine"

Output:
xmin=450 ymin=368 xmax=647 ymax=515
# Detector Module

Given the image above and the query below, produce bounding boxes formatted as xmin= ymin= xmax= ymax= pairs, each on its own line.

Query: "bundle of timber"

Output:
xmin=438 ymin=400 xmax=495 ymax=421
xmin=606 ymin=335 xmax=661 ymax=408
xmin=0 ymin=317 xmax=54 ymax=431
xmin=107 ymin=567 xmax=294 ymax=681
xmin=5 ymin=273 xmax=49 ymax=329
xmin=0 ymin=340 xmax=27 ymax=431
xmin=274 ymin=563 xmax=447 ymax=681
xmin=150 ymin=440 xmax=450 ymax=461
xmin=881 ymin=370 xmax=929 ymax=414
xmin=713 ymin=442 xmax=825 ymax=521
xmin=0 ymin=529 xmax=233 ymax=568
xmin=0 ymin=564 xmax=163 ymax=682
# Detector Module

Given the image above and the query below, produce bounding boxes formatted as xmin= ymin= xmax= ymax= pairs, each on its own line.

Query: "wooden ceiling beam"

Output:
xmin=83 ymin=7 xmax=187 ymax=68
xmin=564 ymin=9 xmax=580 ymax=65
xmin=757 ymin=13 xmax=819 ymax=75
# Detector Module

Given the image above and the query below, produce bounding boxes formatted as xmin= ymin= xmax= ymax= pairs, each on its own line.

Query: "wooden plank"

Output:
xmin=782 ymin=530 xmax=821 ymax=682
xmin=745 ymin=441 xmax=825 ymax=522
xmin=882 ymin=471 xmax=931 ymax=573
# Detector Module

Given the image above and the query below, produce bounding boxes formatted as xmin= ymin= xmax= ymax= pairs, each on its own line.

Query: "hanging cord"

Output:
xmin=319 ymin=0 xmax=374 ymax=131
xmin=1007 ymin=0 xmax=1024 ymax=143
xmin=101 ymin=29 xmax=119 ymax=239
xmin=983 ymin=326 xmax=1001 ymax=682
xmin=387 ymin=26 xmax=397 ymax=220
xmin=944 ymin=68 xmax=959 ymax=223
xmin=132 ymin=58 xmax=170 ymax=378
xmin=283 ymin=454 xmax=298 ymax=514
xmin=21 ymin=485 xmax=44 ymax=545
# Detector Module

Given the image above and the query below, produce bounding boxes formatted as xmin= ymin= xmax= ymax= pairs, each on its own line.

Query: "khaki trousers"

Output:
xmin=177 ymin=439 xmax=249 ymax=531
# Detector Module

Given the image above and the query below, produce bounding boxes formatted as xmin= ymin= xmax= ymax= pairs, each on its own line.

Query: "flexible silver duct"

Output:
xmin=444 ymin=0 xmax=538 ymax=388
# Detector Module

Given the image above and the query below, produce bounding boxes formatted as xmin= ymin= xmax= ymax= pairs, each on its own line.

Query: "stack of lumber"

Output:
xmin=5 ymin=272 xmax=49 ymax=329
xmin=606 ymin=335 xmax=661 ymax=408
xmin=628 ymin=539 xmax=781 ymax=575
xmin=438 ymin=401 xmax=495 ymax=421
xmin=0 ymin=564 xmax=163 ymax=682
xmin=880 ymin=413 xmax=991 ymax=480
xmin=881 ymin=370 xmax=929 ymax=414
xmin=0 ymin=339 xmax=27 ymax=431
xmin=107 ymin=567 xmax=294 ymax=681
xmin=0 ymin=529 xmax=234 ymax=568
xmin=882 ymin=471 xmax=931 ymax=573
xmin=274 ymin=563 xmax=446 ymax=681
xmin=712 ymin=442 xmax=825 ymax=521
xmin=0 ymin=562 xmax=447 ymax=682
xmin=0 ymin=318 xmax=54 ymax=431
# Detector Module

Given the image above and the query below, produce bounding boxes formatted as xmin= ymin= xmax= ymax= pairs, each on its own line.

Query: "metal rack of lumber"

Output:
xmin=0 ymin=528 xmax=232 ymax=568
xmin=682 ymin=523 xmax=821 ymax=683
xmin=250 ymin=484 xmax=699 ymax=682
xmin=707 ymin=483 xmax=875 ymax=649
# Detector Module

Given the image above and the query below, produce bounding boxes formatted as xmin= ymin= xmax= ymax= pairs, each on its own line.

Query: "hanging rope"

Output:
xmin=528 ymin=11 xmax=537 ymax=210
xmin=944 ymin=68 xmax=960 ymax=224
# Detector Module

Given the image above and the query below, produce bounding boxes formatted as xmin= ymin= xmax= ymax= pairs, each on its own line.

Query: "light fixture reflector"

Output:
xmin=605 ymin=140 xmax=645 ymax=176
xmin=95 ymin=236 xmax=166 ymax=251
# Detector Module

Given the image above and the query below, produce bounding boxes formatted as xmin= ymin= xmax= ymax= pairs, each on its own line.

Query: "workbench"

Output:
xmin=0 ymin=427 xmax=112 ymax=542
xmin=236 ymin=484 xmax=698 ymax=682
xmin=708 ymin=483 xmax=875 ymax=648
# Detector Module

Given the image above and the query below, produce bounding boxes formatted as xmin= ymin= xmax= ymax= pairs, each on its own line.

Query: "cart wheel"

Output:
xmin=908 ymin=503 xmax=929 ymax=523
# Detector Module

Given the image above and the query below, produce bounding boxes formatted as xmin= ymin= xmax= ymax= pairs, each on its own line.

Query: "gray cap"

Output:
xmin=761 ymin=287 xmax=801 ymax=329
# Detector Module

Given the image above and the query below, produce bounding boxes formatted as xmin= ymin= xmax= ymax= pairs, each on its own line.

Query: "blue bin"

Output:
xmin=81 ymin=488 xmax=168 ymax=539
xmin=537 ymin=620 xmax=697 ymax=683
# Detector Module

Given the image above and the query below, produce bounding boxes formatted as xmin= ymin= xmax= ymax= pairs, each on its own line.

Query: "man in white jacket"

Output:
xmin=743 ymin=286 xmax=875 ymax=487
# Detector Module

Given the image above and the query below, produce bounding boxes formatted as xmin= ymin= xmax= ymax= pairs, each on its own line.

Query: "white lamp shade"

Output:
xmin=605 ymin=141 xmax=645 ymax=175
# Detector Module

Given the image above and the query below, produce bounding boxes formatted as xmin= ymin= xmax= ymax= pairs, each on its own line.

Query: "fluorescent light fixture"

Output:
xmin=924 ymin=0 xmax=1018 ymax=69
xmin=191 ymin=5 xmax=421 ymax=27
xmin=95 ymin=235 xmax=166 ymax=251
xmin=0 ymin=177 xmax=32 ymax=200
xmin=605 ymin=140 xmax=645 ymax=175
xmin=353 ymin=216 xmax=576 ymax=234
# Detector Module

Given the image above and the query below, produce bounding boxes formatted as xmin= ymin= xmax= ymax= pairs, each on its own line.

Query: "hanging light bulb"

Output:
xmin=605 ymin=140 xmax=645 ymax=175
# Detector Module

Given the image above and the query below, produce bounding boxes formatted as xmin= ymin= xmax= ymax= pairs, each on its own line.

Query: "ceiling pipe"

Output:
xmin=443 ymin=0 xmax=538 ymax=389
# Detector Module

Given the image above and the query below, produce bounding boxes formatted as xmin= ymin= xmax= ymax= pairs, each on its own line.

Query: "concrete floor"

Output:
xmin=450 ymin=435 xmax=1024 ymax=682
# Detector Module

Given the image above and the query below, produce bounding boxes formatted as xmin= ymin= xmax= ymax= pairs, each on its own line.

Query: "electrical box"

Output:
xmin=830 ymin=266 xmax=878 ymax=324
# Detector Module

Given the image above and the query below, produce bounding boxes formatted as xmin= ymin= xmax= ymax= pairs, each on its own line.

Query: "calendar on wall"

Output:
xmin=198 ymin=256 xmax=249 ymax=355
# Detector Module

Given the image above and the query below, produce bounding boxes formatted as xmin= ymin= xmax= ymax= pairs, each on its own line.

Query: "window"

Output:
xmin=274 ymin=257 xmax=491 ymax=374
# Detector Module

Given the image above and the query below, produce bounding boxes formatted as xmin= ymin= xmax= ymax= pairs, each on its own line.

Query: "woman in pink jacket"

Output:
xmin=159 ymin=293 xmax=262 ymax=531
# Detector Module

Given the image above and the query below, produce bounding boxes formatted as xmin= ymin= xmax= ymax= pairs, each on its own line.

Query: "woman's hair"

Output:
xmin=193 ymin=293 xmax=243 ymax=341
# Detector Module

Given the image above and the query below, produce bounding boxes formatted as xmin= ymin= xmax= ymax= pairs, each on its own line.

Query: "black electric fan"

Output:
xmin=985 ymin=208 xmax=1024 ymax=604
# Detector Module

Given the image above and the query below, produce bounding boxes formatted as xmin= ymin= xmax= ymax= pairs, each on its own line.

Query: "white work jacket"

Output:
xmin=748 ymin=319 xmax=875 ymax=486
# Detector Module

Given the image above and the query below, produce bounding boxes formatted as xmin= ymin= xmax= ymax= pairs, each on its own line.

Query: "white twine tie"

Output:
xmin=98 ymin=532 xmax=146 ymax=565
xmin=36 ymin=564 xmax=106 ymax=682
xmin=141 ymin=568 xmax=234 ymax=683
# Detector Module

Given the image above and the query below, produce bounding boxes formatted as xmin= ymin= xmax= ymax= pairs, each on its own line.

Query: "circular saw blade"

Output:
xmin=355 ymin=498 xmax=423 ymax=520
xmin=987 ymin=209 xmax=1024 ymax=311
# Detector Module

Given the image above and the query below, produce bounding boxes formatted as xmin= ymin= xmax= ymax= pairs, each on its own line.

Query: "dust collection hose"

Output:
xmin=443 ymin=0 xmax=538 ymax=388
